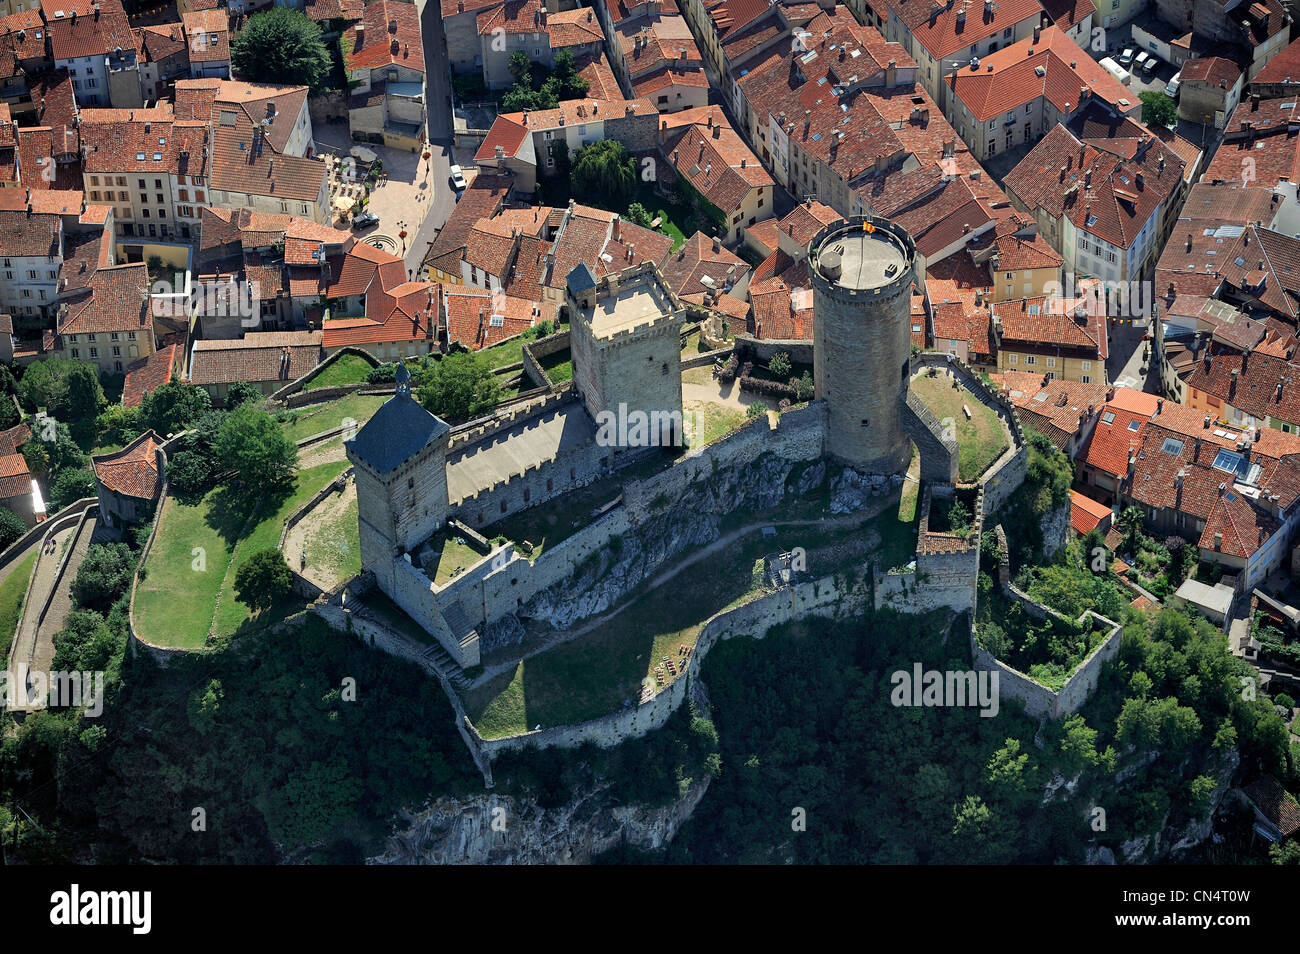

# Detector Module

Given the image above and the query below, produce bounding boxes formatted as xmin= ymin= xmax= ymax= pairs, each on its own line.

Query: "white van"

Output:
xmin=1099 ymin=56 xmax=1131 ymax=86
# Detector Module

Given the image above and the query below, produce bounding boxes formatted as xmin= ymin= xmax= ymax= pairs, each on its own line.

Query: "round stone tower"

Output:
xmin=809 ymin=215 xmax=916 ymax=475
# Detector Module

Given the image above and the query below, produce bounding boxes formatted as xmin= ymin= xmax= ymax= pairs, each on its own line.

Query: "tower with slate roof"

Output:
xmin=345 ymin=361 xmax=452 ymax=572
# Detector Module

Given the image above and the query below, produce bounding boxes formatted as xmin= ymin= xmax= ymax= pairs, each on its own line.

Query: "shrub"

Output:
xmin=233 ymin=548 xmax=294 ymax=613
xmin=768 ymin=351 xmax=791 ymax=378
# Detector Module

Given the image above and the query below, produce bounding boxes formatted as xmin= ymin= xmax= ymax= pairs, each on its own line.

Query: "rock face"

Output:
xmin=829 ymin=467 xmax=896 ymax=514
xmin=522 ymin=453 xmax=821 ymax=630
xmin=1039 ymin=498 xmax=1070 ymax=560
xmin=369 ymin=776 xmax=710 ymax=865
xmin=481 ymin=612 xmax=526 ymax=654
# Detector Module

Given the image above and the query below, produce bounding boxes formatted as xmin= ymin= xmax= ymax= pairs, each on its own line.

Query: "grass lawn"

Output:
xmin=426 ymin=529 xmax=488 ymax=586
xmin=212 ymin=461 xmax=351 ymax=638
xmin=910 ymin=371 xmax=1009 ymax=482
xmin=466 ymin=522 xmax=864 ymax=738
xmin=476 ymin=337 xmax=527 ymax=371
xmin=303 ymin=353 xmax=376 ymax=391
xmin=537 ymin=179 xmax=698 ymax=251
xmin=136 ymin=461 xmax=350 ymax=647
xmin=278 ymin=393 xmax=387 ymax=444
xmin=135 ymin=487 xmax=239 ymax=648
xmin=537 ymin=348 xmax=573 ymax=383
xmin=0 ymin=550 xmax=37 ymax=663
xmin=486 ymin=452 xmax=672 ymax=558
xmin=301 ymin=493 xmax=362 ymax=584
xmin=685 ymin=401 xmax=746 ymax=448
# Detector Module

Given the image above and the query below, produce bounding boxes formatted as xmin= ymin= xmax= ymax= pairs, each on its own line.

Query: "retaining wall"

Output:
xmin=471 ymin=565 xmax=871 ymax=755
xmin=269 ymin=346 xmax=381 ymax=404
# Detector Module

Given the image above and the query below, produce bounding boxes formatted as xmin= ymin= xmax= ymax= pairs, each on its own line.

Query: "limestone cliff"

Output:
xmin=368 ymin=775 xmax=709 ymax=865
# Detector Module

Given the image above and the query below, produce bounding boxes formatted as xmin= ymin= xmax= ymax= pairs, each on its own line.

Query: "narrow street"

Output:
xmin=408 ymin=0 xmax=460 ymax=277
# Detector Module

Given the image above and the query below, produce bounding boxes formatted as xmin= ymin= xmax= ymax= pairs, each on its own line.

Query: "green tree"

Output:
xmin=142 ymin=380 xmax=212 ymax=436
xmin=417 ymin=352 xmax=501 ymax=422
xmin=70 ymin=542 xmax=135 ymax=611
xmin=1140 ymin=90 xmax=1177 ymax=128
xmin=17 ymin=358 xmax=80 ymax=412
xmin=231 ymin=8 xmax=331 ymax=91
xmin=548 ymin=139 xmax=571 ymax=179
xmin=507 ymin=51 xmax=533 ymax=86
xmin=0 ymin=395 xmax=17 ymax=430
xmin=233 ymin=547 xmax=294 ymax=613
xmin=49 ymin=468 xmax=96 ymax=511
xmin=1271 ymin=839 xmax=1300 ymax=864
xmin=501 ymin=84 xmax=558 ymax=112
xmin=625 ymin=201 xmax=653 ymax=228
xmin=746 ymin=402 xmax=766 ymax=420
xmin=795 ymin=371 xmax=814 ymax=402
xmin=187 ymin=679 xmax=224 ymax=736
xmin=768 ymin=351 xmax=791 ymax=378
xmin=224 ymin=380 xmax=263 ymax=410
xmin=572 ymin=139 xmax=637 ymax=204
xmin=165 ymin=449 xmax=217 ymax=493
xmin=550 ymin=49 xmax=588 ymax=99
xmin=215 ymin=405 xmax=297 ymax=491
xmin=1118 ymin=505 xmax=1145 ymax=554
xmin=95 ymin=404 xmax=143 ymax=448
xmin=0 ymin=508 xmax=25 ymax=550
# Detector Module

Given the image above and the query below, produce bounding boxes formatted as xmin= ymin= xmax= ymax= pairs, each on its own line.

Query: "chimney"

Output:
xmin=355 ymin=22 xmax=364 ymax=47
xmin=1252 ymin=94 xmax=1260 ymax=111
xmin=1033 ymin=24 xmax=1040 ymax=42
xmin=713 ymin=123 xmax=721 ymax=139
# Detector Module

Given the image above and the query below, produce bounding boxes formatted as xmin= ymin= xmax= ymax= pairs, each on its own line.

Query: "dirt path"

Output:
xmin=465 ymin=496 xmax=898 ymax=689
xmin=681 ymin=366 xmax=770 ymax=411
xmin=297 ymin=436 xmax=348 ymax=471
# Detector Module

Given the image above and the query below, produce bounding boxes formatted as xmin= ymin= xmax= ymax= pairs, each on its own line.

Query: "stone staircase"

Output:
xmin=419 ymin=641 xmax=473 ymax=690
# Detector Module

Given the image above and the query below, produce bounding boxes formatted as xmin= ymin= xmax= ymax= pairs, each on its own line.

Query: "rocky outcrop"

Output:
xmin=1039 ymin=498 xmax=1070 ymax=561
xmin=522 ymin=453 xmax=825 ymax=630
xmin=369 ymin=775 xmax=709 ymax=865
xmin=829 ymin=468 xmax=900 ymax=515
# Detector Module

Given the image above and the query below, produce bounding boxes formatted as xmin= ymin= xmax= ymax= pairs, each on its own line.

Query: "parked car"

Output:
xmin=449 ymin=164 xmax=467 ymax=190
xmin=1119 ymin=46 xmax=1136 ymax=67
xmin=1133 ymin=51 xmax=1150 ymax=72
xmin=1165 ymin=71 xmax=1181 ymax=97
xmin=1141 ymin=54 xmax=1159 ymax=76
xmin=352 ymin=211 xmax=380 ymax=229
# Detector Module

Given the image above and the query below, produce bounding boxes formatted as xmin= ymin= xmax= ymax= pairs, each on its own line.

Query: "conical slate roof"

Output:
xmin=346 ymin=380 xmax=449 ymax=475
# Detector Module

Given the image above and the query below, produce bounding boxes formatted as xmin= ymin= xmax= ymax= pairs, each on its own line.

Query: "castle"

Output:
xmin=345 ymin=216 xmax=982 ymax=670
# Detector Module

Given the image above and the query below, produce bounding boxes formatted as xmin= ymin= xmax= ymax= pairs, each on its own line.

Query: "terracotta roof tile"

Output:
xmin=92 ymin=430 xmax=161 ymax=500
xmin=189 ymin=330 xmax=322 ymax=385
xmin=122 ymin=343 xmax=178 ymax=407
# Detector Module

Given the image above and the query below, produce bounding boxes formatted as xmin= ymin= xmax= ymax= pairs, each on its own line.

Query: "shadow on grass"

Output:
xmin=203 ymin=477 xmax=297 ymax=548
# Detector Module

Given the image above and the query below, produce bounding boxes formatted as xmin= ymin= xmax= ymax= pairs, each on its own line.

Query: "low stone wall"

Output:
xmin=969 ymin=586 xmax=1123 ymax=720
xmin=680 ymin=345 xmax=734 ymax=371
xmin=0 ymin=496 xmax=97 ymax=575
xmin=733 ymin=333 xmax=813 ymax=366
xmin=270 ymin=346 xmax=380 ymax=404
xmin=520 ymin=330 xmax=569 ymax=389
xmin=278 ymin=468 xmax=354 ymax=600
xmin=471 ymin=566 xmax=871 ymax=755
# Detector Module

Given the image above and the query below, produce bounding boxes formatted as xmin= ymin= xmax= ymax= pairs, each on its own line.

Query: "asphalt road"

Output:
xmin=407 ymin=0 xmax=459 ymax=276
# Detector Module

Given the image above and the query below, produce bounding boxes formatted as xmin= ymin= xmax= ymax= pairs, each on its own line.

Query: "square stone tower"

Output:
xmin=345 ymin=363 xmax=452 ymax=573
xmin=566 ymin=260 xmax=685 ymax=447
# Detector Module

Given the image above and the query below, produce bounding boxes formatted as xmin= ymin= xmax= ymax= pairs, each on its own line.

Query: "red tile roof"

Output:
xmin=947 ymin=26 xmax=1131 ymax=123
xmin=92 ymin=430 xmax=161 ymax=500
xmin=189 ymin=331 xmax=322 ymax=385
xmin=343 ymin=0 xmax=423 ymax=73
xmin=658 ymin=230 xmax=748 ymax=299
xmin=748 ymin=249 xmax=812 ymax=340
xmin=58 ymin=262 xmax=151 ymax=336
xmin=1070 ymin=489 xmax=1112 ymax=534
xmin=0 ymin=452 xmax=31 ymax=501
xmin=883 ymin=0 xmax=1046 ymax=61
xmin=1180 ymin=56 xmax=1242 ymax=87
xmin=1242 ymin=775 xmax=1300 ymax=838
xmin=122 ymin=343 xmax=179 ymax=407
xmin=443 ymin=284 xmax=542 ymax=350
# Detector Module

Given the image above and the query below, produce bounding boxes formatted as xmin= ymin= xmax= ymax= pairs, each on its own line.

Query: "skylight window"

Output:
xmin=1127 ymin=420 xmax=1141 ymax=432
xmin=1101 ymin=411 xmax=1116 ymax=424
xmin=1161 ymin=437 xmax=1185 ymax=455
xmin=1212 ymin=449 xmax=1262 ymax=486
xmin=135 ymin=152 xmax=145 ymax=161
xmin=1028 ymin=304 xmax=1041 ymax=314
xmin=811 ymin=133 xmax=822 ymax=141
xmin=1086 ymin=214 xmax=1098 ymax=227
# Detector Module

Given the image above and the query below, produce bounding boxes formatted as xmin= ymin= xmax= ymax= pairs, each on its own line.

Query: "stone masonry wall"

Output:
xmin=472 ymin=566 xmax=870 ymax=754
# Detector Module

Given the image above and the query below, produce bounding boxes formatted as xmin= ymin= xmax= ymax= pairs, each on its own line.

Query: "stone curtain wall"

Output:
xmin=969 ymin=583 xmax=1124 ymax=720
xmin=733 ymin=334 xmax=814 ymax=366
xmin=520 ymin=330 xmax=570 ymax=389
xmin=472 ymin=566 xmax=871 ymax=755
xmin=269 ymin=346 xmax=380 ymax=403
xmin=424 ymin=401 xmax=828 ymax=631
xmin=900 ymin=390 xmax=959 ymax=483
